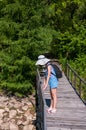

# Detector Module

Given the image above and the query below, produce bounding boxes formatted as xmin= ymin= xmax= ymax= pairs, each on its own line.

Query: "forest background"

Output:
xmin=0 ymin=0 xmax=86 ymax=98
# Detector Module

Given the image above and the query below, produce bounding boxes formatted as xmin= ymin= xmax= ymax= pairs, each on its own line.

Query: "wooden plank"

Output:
xmin=47 ymin=127 xmax=83 ymax=130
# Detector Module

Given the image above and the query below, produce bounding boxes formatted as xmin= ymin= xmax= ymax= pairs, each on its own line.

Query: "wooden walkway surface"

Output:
xmin=41 ymin=72 xmax=86 ymax=130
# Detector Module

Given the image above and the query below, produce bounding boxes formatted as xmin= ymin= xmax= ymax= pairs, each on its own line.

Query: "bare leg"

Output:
xmin=47 ymin=88 xmax=57 ymax=113
xmin=47 ymin=90 xmax=53 ymax=113
xmin=51 ymin=88 xmax=57 ymax=112
xmin=49 ymin=90 xmax=53 ymax=109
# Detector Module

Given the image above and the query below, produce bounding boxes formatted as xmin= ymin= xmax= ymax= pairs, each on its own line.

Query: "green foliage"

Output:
xmin=0 ymin=81 xmax=33 ymax=94
xmin=0 ymin=0 xmax=86 ymax=97
xmin=69 ymin=55 xmax=86 ymax=80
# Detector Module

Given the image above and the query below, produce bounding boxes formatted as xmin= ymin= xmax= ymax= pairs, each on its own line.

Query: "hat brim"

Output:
xmin=36 ymin=58 xmax=50 ymax=66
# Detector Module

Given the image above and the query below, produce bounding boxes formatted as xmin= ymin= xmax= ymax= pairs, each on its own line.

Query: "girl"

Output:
xmin=36 ymin=55 xmax=58 ymax=113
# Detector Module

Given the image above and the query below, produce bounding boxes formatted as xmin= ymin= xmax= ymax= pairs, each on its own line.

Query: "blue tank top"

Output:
xmin=45 ymin=64 xmax=58 ymax=88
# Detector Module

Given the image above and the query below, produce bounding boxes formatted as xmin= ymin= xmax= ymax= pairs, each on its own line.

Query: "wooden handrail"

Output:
xmin=36 ymin=68 xmax=47 ymax=130
xmin=65 ymin=62 xmax=86 ymax=104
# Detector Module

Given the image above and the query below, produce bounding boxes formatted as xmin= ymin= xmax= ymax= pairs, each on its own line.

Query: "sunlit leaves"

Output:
xmin=0 ymin=0 xmax=86 ymax=95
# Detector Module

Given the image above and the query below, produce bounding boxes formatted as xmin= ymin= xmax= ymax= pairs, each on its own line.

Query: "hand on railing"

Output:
xmin=42 ymin=84 xmax=47 ymax=90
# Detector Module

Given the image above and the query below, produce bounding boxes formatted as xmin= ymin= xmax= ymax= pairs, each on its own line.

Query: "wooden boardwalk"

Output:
xmin=40 ymin=72 xmax=86 ymax=130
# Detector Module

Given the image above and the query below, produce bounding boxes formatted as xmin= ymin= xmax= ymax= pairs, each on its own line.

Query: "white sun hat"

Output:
xmin=36 ymin=55 xmax=50 ymax=66
xmin=38 ymin=55 xmax=45 ymax=60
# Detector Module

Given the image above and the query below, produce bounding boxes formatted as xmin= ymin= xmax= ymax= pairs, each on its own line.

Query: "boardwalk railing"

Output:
xmin=65 ymin=62 xmax=86 ymax=104
xmin=36 ymin=62 xmax=86 ymax=130
xmin=36 ymin=68 xmax=46 ymax=130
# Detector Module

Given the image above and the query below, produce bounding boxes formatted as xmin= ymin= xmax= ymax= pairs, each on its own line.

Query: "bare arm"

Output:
xmin=43 ymin=65 xmax=51 ymax=90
